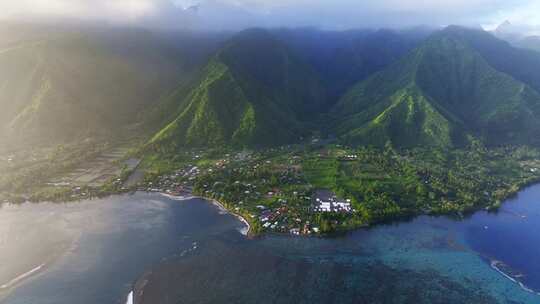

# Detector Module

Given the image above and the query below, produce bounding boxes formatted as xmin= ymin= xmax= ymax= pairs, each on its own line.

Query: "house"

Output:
xmin=313 ymin=189 xmax=353 ymax=213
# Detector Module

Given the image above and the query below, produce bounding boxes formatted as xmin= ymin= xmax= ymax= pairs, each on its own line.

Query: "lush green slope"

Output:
xmin=448 ymin=26 xmax=540 ymax=94
xmin=148 ymin=29 xmax=327 ymax=149
xmin=274 ymin=28 xmax=431 ymax=105
xmin=0 ymin=25 xmax=212 ymax=149
xmin=334 ymin=28 xmax=540 ymax=148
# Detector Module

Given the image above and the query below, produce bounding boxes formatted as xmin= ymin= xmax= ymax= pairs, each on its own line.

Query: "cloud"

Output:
xmin=1 ymin=0 xmax=539 ymax=33
xmin=1 ymin=0 xmax=160 ymax=21
xmin=483 ymin=1 xmax=540 ymax=35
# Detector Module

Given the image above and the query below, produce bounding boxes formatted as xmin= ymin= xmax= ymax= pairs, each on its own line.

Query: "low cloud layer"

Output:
xmin=1 ymin=0 xmax=539 ymax=33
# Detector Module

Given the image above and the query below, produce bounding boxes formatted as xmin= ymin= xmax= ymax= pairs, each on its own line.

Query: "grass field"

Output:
xmin=302 ymin=158 xmax=338 ymax=189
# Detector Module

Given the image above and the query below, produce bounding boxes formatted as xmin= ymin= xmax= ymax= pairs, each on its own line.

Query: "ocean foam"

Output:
xmin=210 ymin=199 xmax=250 ymax=235
xmin=125 ymin=291 xmax=134 ymax=304
xmin=490 ymin=260 xmax=540 ymax=296
xmin=160 ymin=193 xmax=194 ymax=201
xmin=0 ymin=263 xmax=45 ymax=290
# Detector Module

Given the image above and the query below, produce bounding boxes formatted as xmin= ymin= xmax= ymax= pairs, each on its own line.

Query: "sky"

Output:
xmin=1 ymin=0 xmax=539 ymax=34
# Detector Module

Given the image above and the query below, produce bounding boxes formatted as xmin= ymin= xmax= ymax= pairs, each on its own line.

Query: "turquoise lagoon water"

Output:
xmin=2 ymin=185 xmax=540 ymax=304
xmin=136 ymin=186 xmax=540 ymax=304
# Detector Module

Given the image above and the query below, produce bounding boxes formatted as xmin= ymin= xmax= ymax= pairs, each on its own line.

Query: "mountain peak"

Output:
xmin=333 ymin=28 xmax=540 ymax=148
xmin=495 ymin=20 xmax=513 ymax=33
xmin=147 ymin=30 xmax=326 ymax=149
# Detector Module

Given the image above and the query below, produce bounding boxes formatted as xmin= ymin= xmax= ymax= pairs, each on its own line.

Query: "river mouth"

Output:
xmin=2 ymin=185 xmax=540 ymax=304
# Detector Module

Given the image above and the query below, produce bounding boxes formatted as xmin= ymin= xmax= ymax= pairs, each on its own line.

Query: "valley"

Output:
xmin=4 ymin=24 xmax=540 ymax=238
xmin=4 ymin=2 xmax=540 ymax=303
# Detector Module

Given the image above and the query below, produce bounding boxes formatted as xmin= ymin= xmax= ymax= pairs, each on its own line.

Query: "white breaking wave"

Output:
xmin=0 ymin=263 xmax=45 ymax=290
xmin=490 ymin=260 xmax=540 ymax=296
xmin=209 ymin=199 xmax=250 ymax=235
xmin=179 ymin=242 xmax=199 ymax=257
xmin=125 ymin=291 xmax=134 ymax=304
xmin=209 ymin=199 xmax=229 ymax=215
xmin=159 ymin=193 xmax=194 ymax=201
xmin=238 ymin=225 xmax=249 ymax=236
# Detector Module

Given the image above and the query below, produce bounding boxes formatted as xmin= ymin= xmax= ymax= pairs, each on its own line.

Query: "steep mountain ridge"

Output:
xmin=5 ymin=24 xmax=540 ymax=152
xmin=0 ymin=29 xmax=190 ymax=147
xmin=273 ymin=28 xmax=431 ymax=104
xmin=447 ymin=26 xmax=540 ymax=94
xmin=334 ymin=27 xmax=540 ymax=148
xmin=148 ymin=29 xmax=327 ymax=149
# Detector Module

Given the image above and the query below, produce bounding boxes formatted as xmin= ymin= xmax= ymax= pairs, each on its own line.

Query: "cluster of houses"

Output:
xmin=339 ymin=154 xmax=359 ymax=161
xmin=257 ymin=205 xmax=321 ymax=235
xmin=143 ymin=165 xmax=200 ymax=194
xmin=259 ymin=206 xmax=286 ymax=230
xmin=289 ymin=222 xmax=320 ymax=235
xmin=196 ymin=155 xmax=355 ymax=235
xmin=313 ymin=190 xmax=353 ymax=213
xmin=138 ymin=149 xmax=360 ymax=236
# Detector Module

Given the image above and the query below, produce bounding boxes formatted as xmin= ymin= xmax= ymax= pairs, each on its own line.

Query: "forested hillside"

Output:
xmin=333 ymin=27 xmax=540 ymax=148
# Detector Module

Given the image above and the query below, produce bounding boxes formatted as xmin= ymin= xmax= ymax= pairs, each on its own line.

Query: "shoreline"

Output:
xmin=158 ymin=192 xmax=251 ymax=236
xmin=208 ymin=198 xmax=251 ymax=236
xmin=8 ymin=175 xmax=540 ymax=239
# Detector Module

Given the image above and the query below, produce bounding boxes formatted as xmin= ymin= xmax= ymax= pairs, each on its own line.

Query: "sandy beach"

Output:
xmin=209 ymin=199 xmax=251 ymax=236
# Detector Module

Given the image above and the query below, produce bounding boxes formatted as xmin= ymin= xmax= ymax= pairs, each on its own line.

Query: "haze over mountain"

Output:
xmin=2 ymin=1 xmax=540 ymax=34
xmin=0 ymin=24 xmax=226 ymax=149
xmin=493 ymin=20 xmax=540 ymax=52
xmin=273 ymin=27 xmax=433 ymax=102
xmin=4 ymin=19 xmax=540 ymax=152
xmin=147 ymin=29 xmax=327 ymax=149
xmin=139 ymin=25 xmax=540 ymax=150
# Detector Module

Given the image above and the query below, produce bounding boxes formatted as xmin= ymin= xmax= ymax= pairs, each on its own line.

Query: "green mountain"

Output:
xmin=0 ymin=25 xmax=222 ymax=150
xmin=333 ymin=27 xmax=540 ymax=148
xmin=445 ymin=26 xmax=540 ymax=95
xmin=148 ymin=29 xmax=326 ymax=149
xmin=273 ymin=28 xmax=431 ymax=105
xmin=6 ymin=24 xmax=540 ymax=152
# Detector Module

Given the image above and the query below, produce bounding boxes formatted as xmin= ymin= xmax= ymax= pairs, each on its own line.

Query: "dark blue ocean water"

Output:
xmin=2 ymin=186 xmax=540 ymax=304
xmin=463 ymin=185 xmax=540 ymax=294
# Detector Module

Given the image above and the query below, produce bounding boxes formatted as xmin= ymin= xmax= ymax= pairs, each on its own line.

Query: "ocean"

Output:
xmin=2 ymin=186 xmax=540 ymax=304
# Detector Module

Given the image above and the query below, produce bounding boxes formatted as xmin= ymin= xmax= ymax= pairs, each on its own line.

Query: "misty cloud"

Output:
xmin=1 ymin=0 xmax=539 ymax=33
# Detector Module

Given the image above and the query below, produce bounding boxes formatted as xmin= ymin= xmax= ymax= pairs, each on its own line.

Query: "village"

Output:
xmin=136 ymin=147 xmax=358 ymax=235
xmin=2 ymin=139 xmax=540 ymax=237
xmin=136 ymin=143 xmax=540 ymax=236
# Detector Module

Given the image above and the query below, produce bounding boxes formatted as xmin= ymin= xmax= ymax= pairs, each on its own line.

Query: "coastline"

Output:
xmin=158 ymin=192 xmax=251 ymax=236
xmin=156 ymin=179 xmax=540 ymax=239
xmin=10 ymin=175 xmax=540 ymax=239
xmin=208 ymin=198 xmax=251 ymax=236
